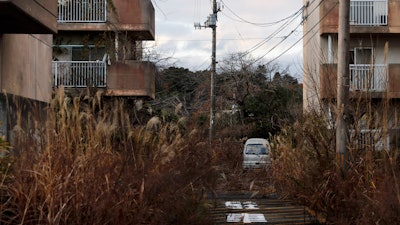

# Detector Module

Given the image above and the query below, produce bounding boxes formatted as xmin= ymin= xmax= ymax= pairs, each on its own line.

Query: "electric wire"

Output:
xmin=241 ymin=9 xmax=302 ymax=57
xmin=155 ymin=0 xmax=329 ymax=76
xmin=215 ymin=0 xmax=305 ymax=59
xmin=215 ymin=0 xmax=334 ymax=88
xmin=252 ymin=0 xmax=332 ymax=66
xmin=220 ymin=0 xmax=304 ymax=27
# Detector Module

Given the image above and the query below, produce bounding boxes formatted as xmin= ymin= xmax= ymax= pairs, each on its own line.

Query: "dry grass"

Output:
xmin=209 ymin=136 xmax=275 ymax=196
xmin=270 ymin=111 xmax=400 ymax=224
xmin=0 ymin=90 xmax=216 ymax=225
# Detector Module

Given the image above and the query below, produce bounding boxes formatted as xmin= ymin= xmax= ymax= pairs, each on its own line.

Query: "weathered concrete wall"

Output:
xmin=0 ymin=0 xmax=57 ymax=33
xmin=0 ymin=34 xmax=53 ymax=103
xmin=388 ymin=64 xmax=400 ymax=98
xmin=106 ymin=61 xmax=155 ymax=98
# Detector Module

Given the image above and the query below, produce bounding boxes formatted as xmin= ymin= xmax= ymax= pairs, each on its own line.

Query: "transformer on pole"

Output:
xmin=194 ymin=1 xmax=221 ymax=143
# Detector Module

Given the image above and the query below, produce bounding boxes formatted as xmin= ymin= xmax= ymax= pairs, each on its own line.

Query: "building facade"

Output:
xmin=0 ymin=0 xmax=156 ymax=142
xmin=303 ymin=0 xmax=400 ymax=150
xmin=0 ymin=0 xmax=57 ymax=140
xmin=52 ymin=0 xmax=156 ymax=99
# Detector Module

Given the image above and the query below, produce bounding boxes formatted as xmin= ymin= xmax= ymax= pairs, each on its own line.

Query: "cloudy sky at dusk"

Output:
xmin=149 ymin=0 xmax=304 ymax=78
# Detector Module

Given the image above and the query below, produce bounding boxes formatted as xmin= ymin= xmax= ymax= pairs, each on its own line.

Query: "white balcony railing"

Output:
xmin=350 ymin=0 xmax=388 ymax=26
xmin=349 ymin=64 xmax=387 ymax=91
xmin=350 ymin=129 xmax=390 ymax=151
xmin=52 ymin=61 xmax=107 ymax=88
xmin=58 ymin=0 xmax=107 ymax=23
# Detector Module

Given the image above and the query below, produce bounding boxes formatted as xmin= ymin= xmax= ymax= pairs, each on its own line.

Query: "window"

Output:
xmin=245 ymin=144 xmax=268 ymax=155
xmin=350 ymin=47 xmax=373 ymax=65
xmin=71 ymin=46 xmax=105 ymax=61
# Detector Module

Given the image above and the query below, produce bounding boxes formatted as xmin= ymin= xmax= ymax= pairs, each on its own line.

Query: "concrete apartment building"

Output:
xmin=0 ymin=0 xmax=57 ymax=139
xmin=303 ymin=0 xmax=400 ymax=150
xmin=0 ymin=0 xmax=155 ymax=142
xmin=52 ymin=0 xmax=155 ymax=99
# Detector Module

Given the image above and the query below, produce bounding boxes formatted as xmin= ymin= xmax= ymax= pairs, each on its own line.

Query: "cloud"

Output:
xmin=152 ymin=0 xmax=304 ymax=75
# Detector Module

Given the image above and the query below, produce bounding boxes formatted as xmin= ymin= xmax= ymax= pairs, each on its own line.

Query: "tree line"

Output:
xmin=150 ymin=53 xmax=302 ymax=139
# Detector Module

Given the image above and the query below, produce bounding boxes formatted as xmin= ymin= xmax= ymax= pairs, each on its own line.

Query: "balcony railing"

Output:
xmin=52 ymin=61 xmax=107 ymax=88
xmin=350 ymin=64 xmax=387 ymax=91
xmin=58 ymin=0 xmax=107 ymax=23
xmin=350 ymin=0 xmax=388 ymax=26
xmin=350 ymin=129 xmax=390 ymax=151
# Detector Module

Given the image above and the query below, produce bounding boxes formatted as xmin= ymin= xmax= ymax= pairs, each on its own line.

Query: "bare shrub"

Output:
xmin=0 ymin=90 xmax=216 ymax=225
xmin=271 ymin=110 xmax=400 ymax=224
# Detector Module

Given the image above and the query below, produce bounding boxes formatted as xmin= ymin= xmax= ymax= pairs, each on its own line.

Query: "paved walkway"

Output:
xmin=207 ymin=192 xmax=319 ymax=224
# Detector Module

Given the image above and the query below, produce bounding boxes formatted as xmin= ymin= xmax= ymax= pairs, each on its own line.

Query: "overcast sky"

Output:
xmin=149 ymin=0 xmax=304 ymax=78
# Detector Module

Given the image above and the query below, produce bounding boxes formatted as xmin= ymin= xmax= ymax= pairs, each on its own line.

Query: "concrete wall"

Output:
xmin=0 ymin=34 xmax=53 ymax=103
xmin=106 ymin=61 xmax=155 ymax=98
xmin=0 ymin=0 xmax=57 ymax=33
xmin=111 ymin=0 xmax=155 ymax=38
xmin=388 ymin=64 xmax=400 ymax=98
xmin=303 ymin=0 xmax=323 ymax=111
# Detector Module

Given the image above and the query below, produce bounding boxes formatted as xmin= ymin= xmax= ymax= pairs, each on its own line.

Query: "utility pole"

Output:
xmin=195 ymin=0 xmax=220 ymax=143
xmin=336 ymin=0 xmax=350 ymax=171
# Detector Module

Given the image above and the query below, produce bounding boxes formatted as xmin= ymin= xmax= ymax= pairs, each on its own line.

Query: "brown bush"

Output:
xmin=271 ymin=112 xmax=400 ymax=224
xmin=0 ymin=90 xmax=216 ymax=225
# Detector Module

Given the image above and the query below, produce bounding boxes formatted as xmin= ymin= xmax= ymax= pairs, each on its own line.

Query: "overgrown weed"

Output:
xmin=271 ymin=111 xmax=400 ymax=224
xmin=0 ymin=89 xmax=216 ymax=225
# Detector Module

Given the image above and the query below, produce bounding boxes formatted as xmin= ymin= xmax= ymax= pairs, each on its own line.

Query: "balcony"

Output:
xmin=349 ymin=64 xmax=387 ymax=91
xmin=0 ymin=0 xmax=57 ymax=33
xmin=57 ymin=0 xmax=155 ymax=40
xmin=350 ymin=0 xmax=388 ymax=26
xmin=350 ymin=129 xmax=390 ymax=151
xmin=319 ymin=0 xmax=400 ymax=34
xmin=319 ymin=63 xmax=400 ymax=99
xmin=106 ymin=61 xmax=155 ymax=99
xmin=58 ymin=0 xmax=107 ymax=23
xmin=52 ymin=60 xmax=156 ymax=98
xmin=52 ymin=61 xmax=107 ymax=88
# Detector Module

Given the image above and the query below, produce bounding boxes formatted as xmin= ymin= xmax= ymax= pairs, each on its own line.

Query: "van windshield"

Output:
xmin=245 ymin=144 xmax=268 ymax=155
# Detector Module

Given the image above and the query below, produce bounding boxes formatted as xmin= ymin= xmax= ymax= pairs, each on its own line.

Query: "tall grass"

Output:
xmin=0 ymin=89 xmax=216 ymax=225
xmin=271 ymin=109 xmax=400 ymax=224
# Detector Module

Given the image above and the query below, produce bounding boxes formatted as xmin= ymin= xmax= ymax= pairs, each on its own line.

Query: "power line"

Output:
xmin=241 ymin=10 xmax=302 ymax=57
xmin=156 ymin=37 xmax=284 ymax=42
xmin=214 ymin=0 xmax=333 ymax=90
xmin=252 ymin=0 xmax=333 ymax=66
xmin=251 ymin=23 xmax=302 ymax=65
xmin=220 ymin=0 xmax=304 ymax=27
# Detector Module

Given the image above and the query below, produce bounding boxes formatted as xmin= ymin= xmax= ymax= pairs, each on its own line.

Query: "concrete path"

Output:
xmin=207 ymin=192 xmax=320 ymax=224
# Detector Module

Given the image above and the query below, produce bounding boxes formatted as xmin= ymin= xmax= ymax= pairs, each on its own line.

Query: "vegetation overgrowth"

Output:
xmin=271 ymin=110 xmax=400 ymax=224
xmin=0 ymin=89 xmax=216 ymax=225
xmin=0 ymin=59 xmax=398 ymax=224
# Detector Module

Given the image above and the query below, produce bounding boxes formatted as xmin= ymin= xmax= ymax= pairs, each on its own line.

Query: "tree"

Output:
xmin=212 ymin=52 xmax=302 ymax=138
xmin=243 ymin=78 xmax=302 ymax=137
xmin=150 ymin=67 xmax=205 ymax=121
xmin=216 ymin=53 xmax=268 ymax=122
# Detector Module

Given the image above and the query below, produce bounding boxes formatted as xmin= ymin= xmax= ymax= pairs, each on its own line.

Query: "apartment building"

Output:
xmin=0 ymin=0 xmax=57 ymax=140
xmin=52 ymin=0 xmax=156 ymax=99
xmin=303 ymin=0 xmax=400 ymax=150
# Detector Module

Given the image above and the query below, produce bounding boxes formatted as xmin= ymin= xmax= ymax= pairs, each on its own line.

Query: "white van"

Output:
xmin=242 ymin=138 xmax=271 ymax=170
